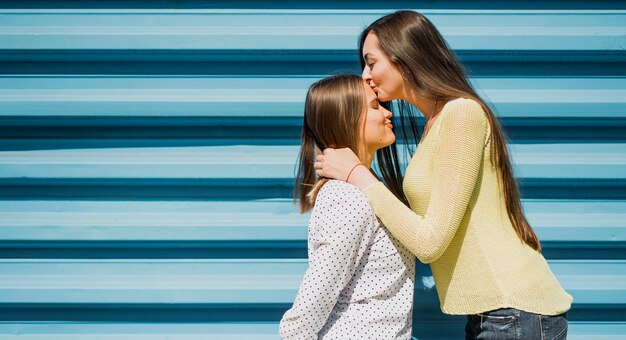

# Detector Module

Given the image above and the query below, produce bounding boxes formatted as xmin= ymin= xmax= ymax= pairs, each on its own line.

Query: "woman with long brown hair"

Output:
xmin=280 ymin=74 xmax=415 ymax=339
xmin=314 ymin=10 xmax=572 ymax=339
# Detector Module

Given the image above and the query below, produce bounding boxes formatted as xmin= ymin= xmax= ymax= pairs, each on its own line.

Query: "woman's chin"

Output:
xmin=376 ymin=93 xmax=390 ymax=101
xmin=376 ymin=88 xmax=404 ymax=101
xmin=374 ymin=89 xmax=389 ymax=101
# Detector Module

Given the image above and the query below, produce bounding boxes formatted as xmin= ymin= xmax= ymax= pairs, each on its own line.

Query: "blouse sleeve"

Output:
xmin=279 ymin=181 xmax=377 ymax=339
xmin=362 ymin=99 xmax=488 ymax=263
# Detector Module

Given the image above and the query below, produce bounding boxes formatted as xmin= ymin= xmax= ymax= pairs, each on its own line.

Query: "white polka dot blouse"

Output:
xmin=280 ymin=180 xmax=415 ymax=339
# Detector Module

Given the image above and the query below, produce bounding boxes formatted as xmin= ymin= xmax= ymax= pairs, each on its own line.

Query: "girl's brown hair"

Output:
xmin=359 ymin=10 xmax=541 ymax=252
xmin=294 ymin=74 xmax=408 ymax=213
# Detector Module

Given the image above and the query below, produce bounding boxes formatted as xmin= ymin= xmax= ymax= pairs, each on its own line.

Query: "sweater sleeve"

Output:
xmin=363 ymin=99 xmax=488 ymax=263
xmin=279 ymin=181 xmax=377 ymax=339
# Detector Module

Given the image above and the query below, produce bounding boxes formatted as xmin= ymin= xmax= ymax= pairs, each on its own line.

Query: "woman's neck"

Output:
xmin=402 ymin=87 xmax=441 ymax=121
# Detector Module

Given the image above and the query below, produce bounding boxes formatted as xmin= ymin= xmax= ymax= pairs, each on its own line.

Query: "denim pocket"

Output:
xmin=479 ymin=313 xmax=517 ymax=324
xmin=470 ymin=309 xmax=519 ymax=338
xmin=478 ymin=308 xmax=518 ymax=324
xmin=540 ymin=313 xmax=568 ymax=340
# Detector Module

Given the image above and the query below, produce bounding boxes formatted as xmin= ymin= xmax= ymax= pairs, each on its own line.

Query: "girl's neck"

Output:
xmin=361 ymin=151 xmax=374 ymax=170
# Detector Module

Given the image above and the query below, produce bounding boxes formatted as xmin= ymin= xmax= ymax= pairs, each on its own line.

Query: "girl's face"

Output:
xmin=361 ymin=32 xmax=406 ymax=102
xmin=361 ymin=82 xmax=395 ymax=154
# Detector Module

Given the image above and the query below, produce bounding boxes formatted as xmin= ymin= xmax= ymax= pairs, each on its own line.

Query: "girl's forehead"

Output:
xmin=362 ymin=82 xmax=377 ymax=99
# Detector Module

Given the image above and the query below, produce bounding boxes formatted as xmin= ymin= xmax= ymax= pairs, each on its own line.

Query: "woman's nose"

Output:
xmin=362 ymin=65 xmax=372 ymax=82
xmin=384 ymin=108 xmax=392 ymax=118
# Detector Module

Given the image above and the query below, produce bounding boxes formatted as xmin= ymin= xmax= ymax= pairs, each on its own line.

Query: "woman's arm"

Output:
xmin=279 ymin=181 xmax=377 ymax=339
xmin=315 ymin=100 xmax=488 ymax=263
xmin=363 ymin=100 xmax=489 ymax=263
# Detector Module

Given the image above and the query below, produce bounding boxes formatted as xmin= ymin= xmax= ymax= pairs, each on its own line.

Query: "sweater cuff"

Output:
xmin=362 ymin=181 xmax=386 ymax=198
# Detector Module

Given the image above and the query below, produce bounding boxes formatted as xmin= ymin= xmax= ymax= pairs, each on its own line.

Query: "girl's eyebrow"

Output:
xmin=369 ymin=99 xmax=378 ymax=106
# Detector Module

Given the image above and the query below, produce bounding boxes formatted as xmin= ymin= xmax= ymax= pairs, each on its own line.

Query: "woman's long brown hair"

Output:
xmin=294 ymin=74 xmax=409 ymax=213
xmin=359 ymin=10 xmax=541 ymax=252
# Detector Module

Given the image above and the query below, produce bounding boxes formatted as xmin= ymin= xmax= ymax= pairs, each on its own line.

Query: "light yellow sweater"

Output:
xmin=363 ymin=98 xmax=573 ymax=315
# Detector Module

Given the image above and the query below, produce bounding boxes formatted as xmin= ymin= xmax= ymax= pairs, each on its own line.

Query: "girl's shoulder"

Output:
xmin=316 ymin=179 xmax=368 ymax=203
xmin=314 ymin=180 xmax=373 ymax=215
xmin=311 ymin=180 xmax=378 ymax=236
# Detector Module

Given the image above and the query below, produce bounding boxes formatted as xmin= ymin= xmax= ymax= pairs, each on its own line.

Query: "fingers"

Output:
xmin=314 ymin=159 xmax=325 ymax=177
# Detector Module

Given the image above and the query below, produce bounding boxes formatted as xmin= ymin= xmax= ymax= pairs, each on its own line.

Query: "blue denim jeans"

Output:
xmin=465 ymin=308 xmax=568 ymax=340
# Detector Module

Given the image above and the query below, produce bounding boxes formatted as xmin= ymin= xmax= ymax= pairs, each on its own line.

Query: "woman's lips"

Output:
xmin=385 ymin=122 xmax=393 ymax=128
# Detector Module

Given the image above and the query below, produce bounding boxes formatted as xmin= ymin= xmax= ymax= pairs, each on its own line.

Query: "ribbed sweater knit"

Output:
xmin=363 ymin=98 xmax=573 ymax=315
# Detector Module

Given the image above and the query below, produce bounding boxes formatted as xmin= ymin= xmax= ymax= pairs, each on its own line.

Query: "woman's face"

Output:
xmin=361 ymin=82 xmax=395 ymax=154
xmin=361 ymin=32 xmax=406 ymax=102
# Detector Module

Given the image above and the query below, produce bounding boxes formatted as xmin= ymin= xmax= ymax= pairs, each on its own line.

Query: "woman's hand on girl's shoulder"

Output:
xmin=314 ymin=148 xmax=378 ymax=190
xmin=314 ymin=147 xmax=360 ymax=181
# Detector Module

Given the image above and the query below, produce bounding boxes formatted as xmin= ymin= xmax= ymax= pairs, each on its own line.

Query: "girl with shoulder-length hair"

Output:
xmin=315 ymin=11 xmax=572 ymax=339
xmin=280 ymin=74 xmax=415 ymax=339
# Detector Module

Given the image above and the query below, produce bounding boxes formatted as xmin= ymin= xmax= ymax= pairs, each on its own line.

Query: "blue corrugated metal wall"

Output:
xmin=0 ymin=1 xmax=624 ymax=339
